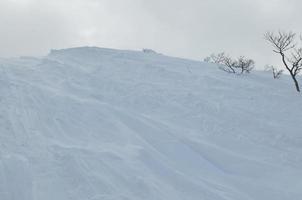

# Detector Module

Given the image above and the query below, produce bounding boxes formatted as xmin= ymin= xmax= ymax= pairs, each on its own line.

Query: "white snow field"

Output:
xmin=0 ymin=47 xmax=302 ymax=200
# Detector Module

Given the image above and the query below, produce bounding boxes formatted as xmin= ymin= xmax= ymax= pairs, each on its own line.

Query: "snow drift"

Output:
xmin=0 ymin=47 xmax=302 ymax=200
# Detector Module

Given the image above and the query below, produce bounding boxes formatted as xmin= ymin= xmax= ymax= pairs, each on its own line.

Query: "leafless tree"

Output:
xmin=205 ymin=52 xmax=254 ymax=74
xmin=236 ymin=56 xmax=254 ymax=74
xmin=265 ymin=65 xmax=283 ymax=79
xmin=264 ymin=31 xmax=302 ymax=92
xmin=219 ymin=55 xmax=236 ymax=73
xmin=204 ymin=52 xmax=227 ymax=65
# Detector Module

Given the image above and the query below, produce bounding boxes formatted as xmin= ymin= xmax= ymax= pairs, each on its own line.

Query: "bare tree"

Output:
xmin=204 ymin=52 xmax=227 ymax=65
xmin=220 ymin=55 xmax=236 ymax=73
xmin=205 ymin=52 xmax=254 ymax=74
xmin=264 ymin=31 xmax=302 ymax=92
xmin=236 ymin=56 xmax=254 ymax=74
xmin=265 ymin=65 xmax=283 ymax=79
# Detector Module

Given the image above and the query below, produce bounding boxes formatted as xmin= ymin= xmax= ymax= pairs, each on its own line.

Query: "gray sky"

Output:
xmin=1 ymin=0 xmax=302 ymax=68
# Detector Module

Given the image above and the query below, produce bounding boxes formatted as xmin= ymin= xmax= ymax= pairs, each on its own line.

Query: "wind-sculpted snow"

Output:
xmin=0 ymin=47 xmax=302 ymax=200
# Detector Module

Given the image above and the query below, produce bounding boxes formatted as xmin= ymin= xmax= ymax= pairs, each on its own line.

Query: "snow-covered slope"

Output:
xmin=0 ymin=47 xmax=302 ymax=200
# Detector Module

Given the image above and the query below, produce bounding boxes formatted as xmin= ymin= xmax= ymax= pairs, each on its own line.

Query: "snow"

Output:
xmin=0 ymin=46 xmax=302 ymax=200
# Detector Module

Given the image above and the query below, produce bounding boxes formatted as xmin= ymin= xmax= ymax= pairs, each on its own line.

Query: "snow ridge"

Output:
xmin=0 ymin=47 xmax=302 ymax=200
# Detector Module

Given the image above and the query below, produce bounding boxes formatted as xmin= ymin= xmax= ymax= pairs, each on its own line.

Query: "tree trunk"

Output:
xmin=281 ymin=53 xmax=300 ymax=92
xmin=292 ymin=74 xmax=300 ymax=92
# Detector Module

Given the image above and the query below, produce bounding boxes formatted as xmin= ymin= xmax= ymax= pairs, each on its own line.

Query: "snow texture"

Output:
xmin=0 ymin=47 xmax=302 ymax=200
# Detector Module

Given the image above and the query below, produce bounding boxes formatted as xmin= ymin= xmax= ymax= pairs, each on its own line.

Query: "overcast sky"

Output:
xmin=1 ymin=0 xmax=302 ymax=68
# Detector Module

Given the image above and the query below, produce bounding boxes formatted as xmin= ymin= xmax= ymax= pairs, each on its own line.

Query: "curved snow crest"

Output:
xmin=0 ymin=47 xmax=302 ymax=200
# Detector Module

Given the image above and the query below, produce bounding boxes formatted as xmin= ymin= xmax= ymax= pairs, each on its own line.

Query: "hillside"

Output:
xmin=0 ymin=47 xmax=302 ymax=200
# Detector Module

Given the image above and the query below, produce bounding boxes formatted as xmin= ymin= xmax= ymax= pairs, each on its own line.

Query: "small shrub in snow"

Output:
xmin=142 ymin=49 xmax=157 ymax=54
xmin=265 ymin=65 xmax=283 ymax=79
